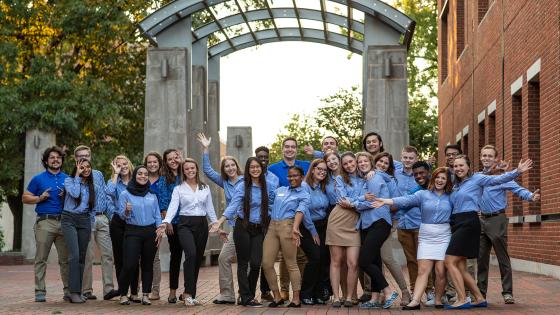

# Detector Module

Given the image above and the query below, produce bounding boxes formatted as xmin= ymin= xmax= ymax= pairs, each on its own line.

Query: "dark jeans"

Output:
xmin=359 ymin=219 xmax=391 ymax=293
xmin=300 ymin=223 xmax=321 ymax=300
xmin=61 ymin=211 xmax=91 ymax=294
xmin=233 ymin=219 xmax=264 ymax=304
xmin=110 ymin=215 xmax=138 ymax=295
xmin=167 ymin=223 xmax=183 ymax=290
xmin=118 ymin=224 xmax=157 ymax=296
xmin=177 ymin=216 xmax=208 ymax=297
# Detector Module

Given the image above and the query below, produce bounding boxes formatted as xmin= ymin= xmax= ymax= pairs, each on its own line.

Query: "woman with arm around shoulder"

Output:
xmin=117 ymin=166 xmax=162 ymax=305
xmin=444 ymin=155 xmax=533 ymax=309
xmin=157 ymin=158 xmax=219 ymax=306
xmin=262 ymin=166 xmax=310 ymax=308
xmin=373 ymin=167 xmax=454 ymax=310
xmin=215 ymin=157 xmax=269 ymax=307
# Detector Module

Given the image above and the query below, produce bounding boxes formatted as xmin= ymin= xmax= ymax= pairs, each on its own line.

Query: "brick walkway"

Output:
xmin=0 ymin=263 xmax=558 ymax=314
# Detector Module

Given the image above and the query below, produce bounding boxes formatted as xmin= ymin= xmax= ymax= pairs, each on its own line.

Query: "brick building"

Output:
xmin=437 ymin=0 xmax=560 ymax=277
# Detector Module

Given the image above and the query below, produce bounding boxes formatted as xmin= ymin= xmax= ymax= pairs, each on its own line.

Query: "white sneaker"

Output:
xmin=184 ymin=297 xmax=195 ymax=306
xmin=424 ymin=291 xmax=435 ymax=306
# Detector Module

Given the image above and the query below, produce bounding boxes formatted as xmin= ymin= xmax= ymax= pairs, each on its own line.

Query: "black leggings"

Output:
xmin=119 ymin=224 xmax=157 ymax=296
xmin=110 ymin=215 xmax=139 ymax=295
xmin=359 ymin=219 xmax=392 ymax=293
xmin=177 ymin=216 xmax=208 ymax=298
xmin=233 ymin=219 xmax=264 ymax=304
xmin=167 ymin=223 xmax=183 ymax=290
xmin=300 ymin=224 xmax=321 ymax=300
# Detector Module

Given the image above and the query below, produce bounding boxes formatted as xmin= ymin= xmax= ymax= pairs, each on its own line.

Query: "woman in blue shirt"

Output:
xmin=325 ymin=152 xmax=362 ymax=307
xmin=300 ymin=159 xmax=329 ymax=305
xmin=61 ymin=158 xmax=96 ymax=303
xmin=216 ymin=157 xmax=270 ymax=307
xmin=117 ymin=166 xmax=162 ymax=305
xmin=444 ymin=155 xmax=533 ymax=309
xmin=374 ymin=167 xmax=453 ymax=310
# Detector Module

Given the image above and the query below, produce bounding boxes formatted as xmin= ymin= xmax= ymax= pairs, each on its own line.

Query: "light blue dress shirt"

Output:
xmin=354 ymin=173 xmax=392 ymax=228
xmin=63 ymin=176 xmax=95 ymax=226
xmin=478 ymin=171 xmax=533 ymax=213
xmin=223 ymin=182 xmax=274 ymax=224
xmin=394 ymin=166 xmax=422 ymax=230
xmin=92 ymin=170 xmax=109 ymax=215
xmin=118 ymin=190 xmax=162 ymax=226
xmin=451 ymin=170 xmax=520 ymax=214
xmin=325 ymin=174 xmax=338 ymax=206
xmin=334 ymin=174 xmax=364 ymax=205
xmin=105 ymin=176 xmax=128 ymax=220
xmin=393 ymin=190 xmax=453 ymax=224
xmin=301 ymin=182 xmax=329 ymax=236
xmin=269 ymin=185 xmax=311 ymax=227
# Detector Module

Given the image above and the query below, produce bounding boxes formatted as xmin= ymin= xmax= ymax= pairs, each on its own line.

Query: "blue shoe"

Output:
xmin=444 ymin=302 xmax=472 ymax=310
xmin=359 ymin=300 xmax=381 ymax=309
xmin=35 ymin=293 xmax=46 ymax=302
xmin=472 ymin=300 xmax=488 ymax=308
xmin=383 ymin=291 xmax=399 ymax=309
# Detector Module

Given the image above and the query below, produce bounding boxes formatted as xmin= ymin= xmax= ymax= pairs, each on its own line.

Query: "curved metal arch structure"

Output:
xmin=138 ymin=0 xmax=415 ymax=57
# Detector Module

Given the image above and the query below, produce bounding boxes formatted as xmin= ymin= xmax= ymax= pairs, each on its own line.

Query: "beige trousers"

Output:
xmin=262 ymin=220 xmax=301 ymax=292
xmin=83 ymin=215 xmax=114 ymax=295
xmin=34 ymin=218 xmax=69 ymax=296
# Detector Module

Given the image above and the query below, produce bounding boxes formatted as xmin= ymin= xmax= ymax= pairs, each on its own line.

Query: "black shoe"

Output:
xmin=168 ymin=296 xmax=177 ymax=304
xmin=315 ymin=298 xmax=326 ymax=305
xmin=213 ymin=299 xmax=235 ymax=304
xmin=359 ymin=293 xmax=371 ymax=302
xmin=344 ymin=300 xmax=353 ymax=308
xmin=245 ymin=299 xmax=263 ymax=307
xmin=302 ymin=298 xmax=315 ymax=305
xmin=435 ymin=304 xmax=445 ymax=309
xmin=402 ymin=304 xmax=421 ymax=311
xmin=288 ymin=302 xmax=301 ymax=308
xmin=268 ymin=299 xmax=284 ymax=308
xmin=83 ymin=292 xmax=97 ymax=300
xmin=103 ymin=289 xmax=119 ymax=300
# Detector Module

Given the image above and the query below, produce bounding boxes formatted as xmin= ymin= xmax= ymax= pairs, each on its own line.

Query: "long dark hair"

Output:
xmin=373 ymin=152 xmax=395 ymax=177
xmin=143 ymin=151 xmax=163 ymax=176
xmin=243 ymin=157 xmax=269 ymax=228
xmin=70 ymin=158 xmax=95 ymax=210
xmin=162 ymin=149 xmax=181 ymax=184
xmin=362 ymin=132 xmax=385 ymax=153
xmin=340 ymin=151 xmax=357 ymax=186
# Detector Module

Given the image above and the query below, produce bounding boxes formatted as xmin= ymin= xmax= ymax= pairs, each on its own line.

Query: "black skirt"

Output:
xmin=445 ymin=211 xmax=481 ymax=258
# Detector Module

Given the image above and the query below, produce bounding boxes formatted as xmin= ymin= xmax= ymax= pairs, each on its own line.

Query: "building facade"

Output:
xmin=437 ymin=0 xmax=560 ymax=276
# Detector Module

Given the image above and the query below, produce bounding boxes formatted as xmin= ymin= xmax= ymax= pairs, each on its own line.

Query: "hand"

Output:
xmin=338 ymin=198 xmax=352 ymax=209
xmin=39 ymin=188 xmax=51 ymax=202
xmin=160 ymin=210 xmax=167 ymax=219
xmin=75 ymin=161 xmax=84 ymax=177
xmin=197 ymin=133 xmax=211 ymax=149
xmin=110 ymin=160 xmax=122 ymax=174
xmin=303 ymin=144 xmax=314 ymax=156
xmin=57 ymin=187 xmax=65 ymax=197
xmin=371 ymin=198 xmax=385 ymax=209
xmin=532 ymin=189 xmax=541 ymax=202
xmin=365 ymin=170 xmax=375 ymax=180
xmin=124 ymin=202 xmax=132 ymax=217
xmin=218 ymin=229 xmax=229 ymax=243
xmin=292 ymin=228 xmax=302 ymax=247
xmin=156 ymin=223 xmax=167 ymax=240
xmin=497 ymin=160 xmax=510 ymax=171
xmin=516 ymin=159 xmax=533 ymax=173
xmin=209 ymin=222 xmax=220 ymax=233
xmin=165 ymin=222 xmax=174 ymax=235
xmin=427 ymin=155 xmax=437 ymax=166
xmin=364 ymin=192 xmax=376 ymax=202
xmin=155 ymin=232 xmax=162 ymax=248
xmin=312 ymin=234 xmax=320 ymax=246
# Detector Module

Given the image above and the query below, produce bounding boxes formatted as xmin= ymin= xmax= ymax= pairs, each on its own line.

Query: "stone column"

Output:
xmin=22 ymin=130 xmax=56 ymax=260
xmin=226 ymin=127 xmax=253 ymax=167
xmin=208 ymin=57 xmax=223 ymax=212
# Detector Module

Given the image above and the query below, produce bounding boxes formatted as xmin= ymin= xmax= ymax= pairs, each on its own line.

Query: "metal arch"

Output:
xmin=138 ymin=0 xmax=415 ymax=47
xmin=208 ymin=27 xmax=363 ymax=57
xmin=193 ymin=8 xmax=364 ymax=42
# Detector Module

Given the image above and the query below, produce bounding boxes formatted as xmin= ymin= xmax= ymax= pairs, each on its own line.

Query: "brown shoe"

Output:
xmin=400 ymin=289 xmax=411 ymax=306
xmin=148 ymin=293 xmax=160 ymax=300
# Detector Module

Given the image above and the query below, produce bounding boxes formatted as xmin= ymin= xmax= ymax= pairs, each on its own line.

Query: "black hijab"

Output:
xmin=127 ymin=166 xmax=152 ymax=197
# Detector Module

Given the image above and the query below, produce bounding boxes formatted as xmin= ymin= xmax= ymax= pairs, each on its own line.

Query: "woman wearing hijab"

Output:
xmin=117 ymin=166 xmax=162 ymax=305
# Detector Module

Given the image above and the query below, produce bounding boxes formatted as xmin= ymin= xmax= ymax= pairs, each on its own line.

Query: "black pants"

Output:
xmin=233 ymin=219 xmax=264 ymax=304
xmin=359 ymin=219 xmax=392 ymax=293
xmin=167 ymin=223 xmax=183 ymax=290
xmin=177 ymin=216 xmax=208 ymax=297
xmin=300 ymin=224 xmax=321 ymax=300
xmin=60 ymin=211 xmax=91 ymax=294
xmin=315 ymin=219 xmax=331 ymax=297
xmin=110 ymin=215 xmax=139 ymax=295
xmin=119 ymin=224 xmax=157 ymax=296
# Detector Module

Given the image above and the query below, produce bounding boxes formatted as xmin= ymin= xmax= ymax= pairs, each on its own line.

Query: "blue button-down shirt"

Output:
xmin=268 ymin=159 xmax=311 ymax=187
xmin=451 ymin=170 xmax=520 ymax=214
xmin=63 ymin=177 xmax=96 ymax=226
xmin=150 ymin=177 xmax=160 ymax=197
xmin=478 ymin=171 xmax=533 ymax=213
xmin=301 ymin=182 xmax=329 ymax=236
xmin=335 ymin=174 xmax=364 ymax=205
xmin=325 ymin=174 xmax=338 ymax=206
xmin=394 ymin=167 xmax=422 ymax=230
xmin=118 ymin=190 xmax=162 ymax=226
xmin=270 ymin=185 xmax=310 ymax=222
xmin=265 ymin=171 xmax=280 ymax=190
xmin=355 ymin=173 xmax=392 ymax=228
xmin=223 ymin=182 xmax=275 ymax=224
xmin=105 ymin=176 xmax=128 ymax=220
xmin=157 ymin=175 xmax=181 ymax=224
xmin=393 ymin=190 xmax=453 ymax=224
xmin=92 ymin=170 xmax=109 ymax=215
xmin=371 ymin=171 xmax=401 ymax=221
xmin=27 ymin=170 xmax=68 ymax=215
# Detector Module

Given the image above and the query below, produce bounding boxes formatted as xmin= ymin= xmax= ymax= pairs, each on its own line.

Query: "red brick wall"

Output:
xmin=438 ymin=0 xmax=560 ymax=265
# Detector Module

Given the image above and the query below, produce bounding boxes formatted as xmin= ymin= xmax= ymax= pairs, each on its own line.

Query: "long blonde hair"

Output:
xmin=112 ymin=155 xmax=134 ymax=179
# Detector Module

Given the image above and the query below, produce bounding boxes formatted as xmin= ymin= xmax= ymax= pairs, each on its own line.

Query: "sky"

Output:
xmin=219 ymin=41 xmax=363 ymax=148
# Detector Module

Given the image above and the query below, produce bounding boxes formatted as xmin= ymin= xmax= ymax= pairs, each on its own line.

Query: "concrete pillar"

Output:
xmin=208 ymin=57 xmax=223 ymax=211
xmin=226 ymin=127 xmax=253 ymax=167
xmin=22 ymin=130 xmax=56 ymax=260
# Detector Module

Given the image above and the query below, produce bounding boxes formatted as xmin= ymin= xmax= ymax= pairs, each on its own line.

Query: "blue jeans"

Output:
xmin=61 ymin=211 xmax=91 ymax=294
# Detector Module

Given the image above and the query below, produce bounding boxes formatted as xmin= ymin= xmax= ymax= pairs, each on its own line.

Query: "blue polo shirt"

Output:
xmin=268 ymin=159 xmax=310 ymax=187
xmin=26 ymin=170 xmax=69 ymax=215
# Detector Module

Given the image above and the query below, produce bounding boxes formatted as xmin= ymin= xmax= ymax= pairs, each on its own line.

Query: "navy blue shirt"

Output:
xmin=26 ymin=170 xmax=69 ymax=215
xmin=268 ymin=159 xmax=310 ymax=187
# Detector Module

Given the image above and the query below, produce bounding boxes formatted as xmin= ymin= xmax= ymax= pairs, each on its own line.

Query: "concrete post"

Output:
xmin=208 ymin=57 xmax=223 ymax=212
xmin=22 ymin=130 xmax=56 ymax=260
xmin=226 ymin=127 xmax=253 ymax=167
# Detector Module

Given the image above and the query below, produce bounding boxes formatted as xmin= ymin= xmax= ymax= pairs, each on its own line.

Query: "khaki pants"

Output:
xmin=263 ymin=220 xmax=301 ymax=292
xmin=398 ymin=228 xmax=419 ymax=289
xmin=34 ymin=218 xmax=69 ymax=296
xmin=217 ymin=231 xmax=237 ymax=301
xmin=279 ymin=248 xmax=306 ymax=292
xmin=83 ymin=215 xmax=114 ymax=295
xmin=151 ymin=247 xmax=161 ymax=296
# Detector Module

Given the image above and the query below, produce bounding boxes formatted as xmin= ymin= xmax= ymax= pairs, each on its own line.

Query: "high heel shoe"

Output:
xmin=402 ymin=303 xmax=420 ymax=310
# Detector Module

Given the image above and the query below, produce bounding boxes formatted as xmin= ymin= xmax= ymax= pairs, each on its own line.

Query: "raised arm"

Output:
xmin=198 ymin=133 xmax=225 ymax=188
xmin=64 ymin=177 xmax=82 ymax=199
xmin=477 ymin=159 xmax=532 ymax=187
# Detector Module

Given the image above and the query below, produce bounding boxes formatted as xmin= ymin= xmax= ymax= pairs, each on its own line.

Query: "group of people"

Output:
xmin=24 ymin=131 xmax=540 ymax=310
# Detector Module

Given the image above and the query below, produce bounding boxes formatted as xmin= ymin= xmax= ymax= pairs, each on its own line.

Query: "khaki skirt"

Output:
xmin=325 ymin=205 xmax=360 ymax=247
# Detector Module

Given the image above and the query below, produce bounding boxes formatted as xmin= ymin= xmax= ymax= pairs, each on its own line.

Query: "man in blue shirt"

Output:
xmin=268 ymin=137 xmax=310 ymax=187
xmin=74 ymin=145 xmax=119 ymax=301
xmin=22 ymin=146 xmax=70 ymax=302
xmin=303 ymin=136 xmax=339 ymax=159
xmin=255 ymin=146 xmax=279 ymax=190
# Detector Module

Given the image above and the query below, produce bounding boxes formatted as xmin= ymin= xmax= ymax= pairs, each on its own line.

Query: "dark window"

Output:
xmin=512 ymin=93 xmax=523 ymax=216
xmin=456 ymin=0 xmax=466 ymax=58
xmin=478 ymin=0 xmax=490 ymax=23
xmin=527 ymin=81 xmax=541 ymax=215
xmin=440 ymin=5 xmax=449 ymax=82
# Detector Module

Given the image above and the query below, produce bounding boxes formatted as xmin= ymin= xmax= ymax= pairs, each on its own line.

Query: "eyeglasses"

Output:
xmin=315 ymin=167 xmax=328 ymax=173
xmin=446 ymin=152 xmax=459 ymax=157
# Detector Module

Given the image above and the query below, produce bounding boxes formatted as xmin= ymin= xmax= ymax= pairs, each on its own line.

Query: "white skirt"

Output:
xmin=417 ymin=223 xmax=451 ymax=261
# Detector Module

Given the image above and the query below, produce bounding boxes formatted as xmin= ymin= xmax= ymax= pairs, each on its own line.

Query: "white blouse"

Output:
xmin=163 ymin=183 xmax=218 ymax=225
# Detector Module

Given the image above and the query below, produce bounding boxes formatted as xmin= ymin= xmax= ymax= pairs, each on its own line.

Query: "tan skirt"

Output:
xmin=325 ymin=204 xmax=361 ymax=247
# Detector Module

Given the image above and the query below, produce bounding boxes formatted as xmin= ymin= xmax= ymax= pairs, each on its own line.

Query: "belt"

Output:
xmin=37 ymin=214 xmax=61 ymax=222
xmin=481 ymin=210 xmax=505 ymax=218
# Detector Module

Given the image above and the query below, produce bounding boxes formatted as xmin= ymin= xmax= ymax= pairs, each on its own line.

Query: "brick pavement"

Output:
xmin=0 ymin=263 xmax=558 ymax=314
